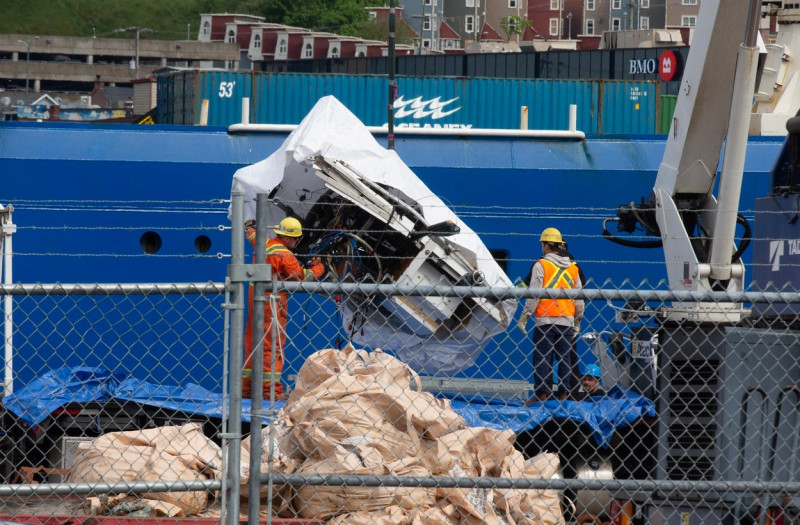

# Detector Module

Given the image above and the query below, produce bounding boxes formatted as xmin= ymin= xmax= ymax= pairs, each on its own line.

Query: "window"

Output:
xmin=549 ymin=18 xmax=559 ymax=36
xmin=278 ymin=39 xmax=287 ymax=54
xmin=423 ymin=39 xmax=431 ymax=48
xmin=550 ymin=0 xmax=560 ymax=10
xmin=509 ymin=0 xmax=517 ymax=7
xmin=202 ymin=21 xmax=210 ymax=35
xmin=640 ymin=16 xmax=649 ymax=29
xmin=682 ymin=0 xmax=697 ymax=4
xmin=586 ymin=19 xmax=595 ymax=35
xmin=681 ymin=15 xmax=697 ymax=26
xmin=368 ymin=11 xmax=376 ymax=19
xmin=612 ymin=0 xmax=621 ymax=9
xmin=586 ymin=0 xmax=595 ymax=10
xmin=465 ymin=15 xmax=475 ymax=33
xmin=226 ymin=30 xmax=236 ymax=43
xmin=304 ymin=43 xmax=313 ymax=58
xmin=424 ymin=0 xmax=432 ymax=4
xmin=424 ymin=15 xmax=431 ymax=31
xmin=611 ymin=17 xmax=621 ymax=30
xmin=331 ymin=46 xmax=339 ymax=57
xmin=508 ymin=18 xmax=518 ymax=32
xmin=640 ymin=0 xmax=649 ymax=7
xmin=467 ymin=0 xmax=475 ymax=6
xmin=253 ymin=34 xmax=261 ymax=49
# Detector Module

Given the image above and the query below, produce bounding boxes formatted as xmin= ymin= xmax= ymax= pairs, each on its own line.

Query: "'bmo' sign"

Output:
xmin=627 ymin=50 xmax=681 ymax=81
xmin=629 ymin=58 xmax=657 ymax=75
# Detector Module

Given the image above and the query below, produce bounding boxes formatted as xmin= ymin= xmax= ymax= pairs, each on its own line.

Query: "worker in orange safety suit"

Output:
xmin=242 ymin=216 xmax=325 ymax=399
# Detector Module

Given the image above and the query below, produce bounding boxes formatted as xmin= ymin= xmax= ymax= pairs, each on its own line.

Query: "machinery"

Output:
xmin=752 ymin=2 xmax=800 ymax=135
xmin=599 ymin=1 xmax=800 ymax=523
xmin=230 ymin=97 xmax=517 ymax=375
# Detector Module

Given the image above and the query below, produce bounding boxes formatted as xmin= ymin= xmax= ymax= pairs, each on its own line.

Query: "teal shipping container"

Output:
xmin=157 ymin=71 xmax=658 ymax=134
xmin=157 ymin=70 xmax=255 ymax=126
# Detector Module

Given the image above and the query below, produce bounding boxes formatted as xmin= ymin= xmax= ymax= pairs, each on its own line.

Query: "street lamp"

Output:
xmin=16 ymin=36 xmax=39 ymax=93
xmin=566 ymin=12 xmax=573 ymax=40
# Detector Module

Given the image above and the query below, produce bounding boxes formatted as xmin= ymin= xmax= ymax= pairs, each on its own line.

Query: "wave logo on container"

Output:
xmin=393 ymin=96 xmax=461 ymax=120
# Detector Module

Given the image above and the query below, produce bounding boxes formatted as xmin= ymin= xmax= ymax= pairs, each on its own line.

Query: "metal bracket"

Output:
xmin=227 ymin=263 xmax=272 ymax=283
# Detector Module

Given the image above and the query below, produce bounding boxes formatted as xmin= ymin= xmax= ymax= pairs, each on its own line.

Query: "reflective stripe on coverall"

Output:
xmin=243 ymin=231 xmax=324 ymax=399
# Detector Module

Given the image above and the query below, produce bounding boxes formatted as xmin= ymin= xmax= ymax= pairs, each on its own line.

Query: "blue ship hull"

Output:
xmin=0 ymin=121 xmax=786 ymax=390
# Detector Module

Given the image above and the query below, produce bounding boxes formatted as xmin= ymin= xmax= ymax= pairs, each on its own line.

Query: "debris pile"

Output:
xmin=67 ymin=346 xmax=565 ymax=523
xmin=254 ymin=346 xmax=565 ymax=524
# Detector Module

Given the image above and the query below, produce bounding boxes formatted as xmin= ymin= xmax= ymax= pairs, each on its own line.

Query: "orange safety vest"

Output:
xmin=535 ymin=258 xmax=579 ymax=318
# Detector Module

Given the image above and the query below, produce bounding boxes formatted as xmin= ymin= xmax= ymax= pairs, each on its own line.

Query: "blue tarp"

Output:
xmin=1 ymin=367 xmax=655 ymax=448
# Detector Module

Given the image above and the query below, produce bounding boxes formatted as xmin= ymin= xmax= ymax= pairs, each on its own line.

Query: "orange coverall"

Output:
xmin=242 ymin=229 xmax=325 ymax=399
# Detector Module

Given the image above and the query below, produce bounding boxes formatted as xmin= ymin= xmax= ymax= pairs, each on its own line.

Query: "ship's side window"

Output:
xmin=194 ymin=235 xmax=211 ymax=254
xmin=140 ymin=231 xmax=162 ymax=254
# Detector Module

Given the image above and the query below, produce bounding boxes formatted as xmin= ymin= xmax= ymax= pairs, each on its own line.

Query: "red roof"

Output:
xmin=480 ymin=22 xmax=504 ymax=42
xmin=522 ymin=26 xmax=540 ymax=41
xmin=439 ymin=20 xmax=460 ymax=40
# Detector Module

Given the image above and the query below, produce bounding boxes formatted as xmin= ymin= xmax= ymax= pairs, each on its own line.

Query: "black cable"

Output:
xmin=731 ymin=213 xmax=751 ymax=263
xmin=601 ymin=218 xmax=663 ymax=249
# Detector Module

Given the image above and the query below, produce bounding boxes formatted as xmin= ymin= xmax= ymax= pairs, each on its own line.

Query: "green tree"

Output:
xmin=500 ymin=15 xmax=531 ymax=42
xmin=348 ymin=18 xmax=416 ymax=45
xmin=247 ymin=0 xmax=371 ymax=33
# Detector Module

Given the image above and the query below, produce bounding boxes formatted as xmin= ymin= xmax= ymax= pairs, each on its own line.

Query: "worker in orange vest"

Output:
xmin=242 ymin=217 xmax=325 ymax=400
xmin=518 ymin=227 xmax=584 ymax=403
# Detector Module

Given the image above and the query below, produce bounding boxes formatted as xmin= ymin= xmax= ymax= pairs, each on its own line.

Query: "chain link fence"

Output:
xmin=1 ymin=203 xmax=800 ymax=525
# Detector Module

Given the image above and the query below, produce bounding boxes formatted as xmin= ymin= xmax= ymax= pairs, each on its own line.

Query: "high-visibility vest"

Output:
xmin=535 ymin=258 xmax=579 ymax=318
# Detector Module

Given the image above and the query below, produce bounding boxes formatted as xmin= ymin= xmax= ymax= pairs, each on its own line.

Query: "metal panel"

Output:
xmin=599 ymin=80 xmax=658 ymax=134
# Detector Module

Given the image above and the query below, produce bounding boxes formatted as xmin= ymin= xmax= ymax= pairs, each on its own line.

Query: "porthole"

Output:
xmin=139 ymin=231 xmax=162 ymax=254
xmin=194 ymin=235 xmax=212 ymax=253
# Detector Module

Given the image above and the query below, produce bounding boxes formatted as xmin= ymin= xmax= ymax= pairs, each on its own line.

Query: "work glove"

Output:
xmin=306 ymin=256 xmax=322 ymax=268
xmin=244 ymin=219 xmax=256 ymax=230
xmin=517 ymin=313 xmax=530 ymax=335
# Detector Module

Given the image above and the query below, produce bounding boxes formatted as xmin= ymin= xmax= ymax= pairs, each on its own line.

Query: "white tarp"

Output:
xmin=230 ymin=96 xmax=515 ymax=374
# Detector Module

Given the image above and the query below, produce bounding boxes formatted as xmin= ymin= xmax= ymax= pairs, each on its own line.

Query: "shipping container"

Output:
xmin=260 ymin=47 xmax=690 ymax=96
xmin=158 ymin=71 xmax=659 ymax=134
xmin=659 ymin=95 xmax=678 ymax=134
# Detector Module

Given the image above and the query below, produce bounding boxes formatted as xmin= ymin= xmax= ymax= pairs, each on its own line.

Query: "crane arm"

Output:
xmin=606 ymin=0 xmax=762 ymax=322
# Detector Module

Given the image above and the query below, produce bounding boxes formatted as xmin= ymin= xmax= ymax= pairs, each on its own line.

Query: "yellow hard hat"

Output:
xmin=540 ymin=227 xmax=563 ymax=244
xmin=273 ymin=217 xmax=303 ymax=237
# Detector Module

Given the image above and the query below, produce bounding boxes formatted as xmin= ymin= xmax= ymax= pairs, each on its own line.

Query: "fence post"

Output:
xmin=225 ymin=185 xmax=245 ymax=525
xmin=248 ymin=194 xmax=268 ymax=521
